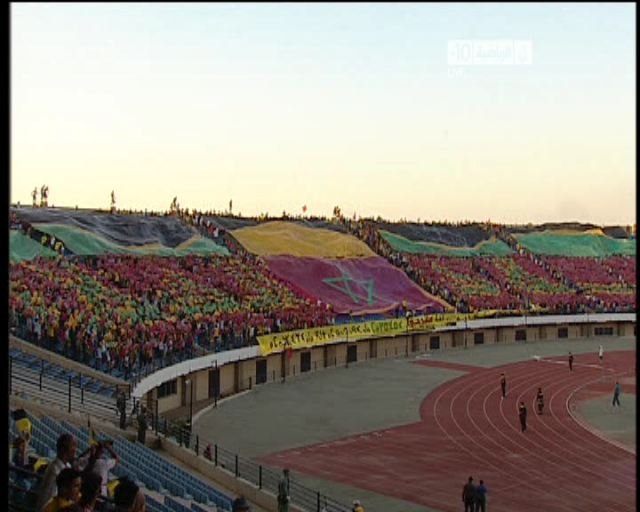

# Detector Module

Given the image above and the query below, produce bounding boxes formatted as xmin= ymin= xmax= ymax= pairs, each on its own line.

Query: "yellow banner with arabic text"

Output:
xmin=258 ymin=312 xmax=477 ymax=354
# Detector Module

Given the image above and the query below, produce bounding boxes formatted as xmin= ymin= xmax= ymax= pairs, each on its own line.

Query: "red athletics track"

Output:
xmin=259 ymin=350 xmax=636 ymax=512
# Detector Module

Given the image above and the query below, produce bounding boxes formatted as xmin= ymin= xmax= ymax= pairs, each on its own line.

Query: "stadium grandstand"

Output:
xmin=9 ymin=203 xmax=636 ymax=512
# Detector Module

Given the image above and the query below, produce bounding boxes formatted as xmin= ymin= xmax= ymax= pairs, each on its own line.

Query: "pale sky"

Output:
xmin=11 ymin=3 xmax=636 ymax=225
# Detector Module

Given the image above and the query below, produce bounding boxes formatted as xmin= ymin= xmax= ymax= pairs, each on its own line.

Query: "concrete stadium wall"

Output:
xmin=140 ymin=315 xmax=636 ymax=414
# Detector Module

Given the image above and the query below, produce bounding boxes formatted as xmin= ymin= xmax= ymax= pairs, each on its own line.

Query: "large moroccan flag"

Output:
xmin=231 ymin=222 xmax=450 ymax=314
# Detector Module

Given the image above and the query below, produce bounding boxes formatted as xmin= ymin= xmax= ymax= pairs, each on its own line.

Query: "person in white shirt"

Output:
xmin=36 ymin=434 xmax=77 ymax=512
xmin=599 ymin=345 xmax=604 ymax=364
xmin=76 ymin=441 xmax=120 ymax=497
xmin=34 ymin=317 xmax=42 ymax=342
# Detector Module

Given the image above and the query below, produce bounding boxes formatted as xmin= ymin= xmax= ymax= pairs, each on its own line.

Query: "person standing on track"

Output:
xmin=475 ymin=480 xmax=487 ymax=512
xmin=500 ymin=373 xmax=506 ymax=399
xmin=519 ymin=402 xmax=527 ymax=432
xmin=536 ymin=388 xmax=544 ymax=415
xmin=462 ymin=476 xmax=475 ymax=512
xmin=598 ymin=345 xmax=604 ymax=364
xmin=569 ymin=352 xmax=573 ymax=371
xmin=612 ymin=381 xmax=621 ymax=406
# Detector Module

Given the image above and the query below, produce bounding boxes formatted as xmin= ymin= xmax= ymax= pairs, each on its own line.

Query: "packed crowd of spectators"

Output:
xmin=544 ymin=255 xmax=635 ymax=288
xmin=541 ymin=255 xmax=636 ymax=311
xmin=358 ymin=250 xmax=635 ymax=315
xmin=9 ymin=253 xmax=335 ymax=380
xmin=402 ymin=255 xmax=519 ymax=312
xmin=335 ymin=215 xmax=636 ymax=314
xmin=603 ymin=255 xmax=637 ymax=284
xmin=10 ymin=203 xmax=636 ymax=381
xmin=484 ymin=256 xmax=579 ymax=312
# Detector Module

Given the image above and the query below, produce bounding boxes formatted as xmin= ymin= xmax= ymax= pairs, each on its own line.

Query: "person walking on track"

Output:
xmin=569 ymin=352 xmax=573 ymax=371
xmin=612 ymin=381 xmax=621 ymax=406
xmin=519 ymin=402 xmax=527 ymax=432
xmin=500 ymin=373 xmax=506 ymax=399
xmin=598 ymin=345 xmax=604 ymax=364
xmin=462 ymin=476 xmax=475 ymax=512
xmin=475 ymin=480 xmax=487 ymax=512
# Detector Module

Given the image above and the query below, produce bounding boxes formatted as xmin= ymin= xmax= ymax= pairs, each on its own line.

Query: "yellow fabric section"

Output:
xmin=258 ymin=312 xmax=479 ymax=354
xmin=34 ymin=458 xmax=50 ymax=471
xmin=175 ymin=235 xmax=200 ymax=250
xmin=543 ymin=228 xmax=604 ymax=236
xmin=231 ymin=221 xmax=376 ymax=258
xmin=107 ymin=479 xmax=120 ymax=498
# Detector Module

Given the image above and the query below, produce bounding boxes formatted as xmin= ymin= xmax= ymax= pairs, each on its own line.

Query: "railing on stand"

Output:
xmin=143 ymin=372 xmax=353 ymax=512
xmin=9 ymin=354 xmax=133 ymax=427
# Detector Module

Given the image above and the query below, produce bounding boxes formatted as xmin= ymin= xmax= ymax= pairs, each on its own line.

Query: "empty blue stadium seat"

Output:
xmin=164 ymin=496 xmax=191 ymax=512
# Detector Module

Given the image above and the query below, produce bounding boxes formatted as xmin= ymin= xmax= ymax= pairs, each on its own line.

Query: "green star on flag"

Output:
xmin=322 ymin=270 xmax=381 ymax=306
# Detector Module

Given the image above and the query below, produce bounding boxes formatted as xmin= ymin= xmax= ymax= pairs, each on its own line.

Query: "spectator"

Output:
xmin=232 ymin=496 xmax=251 ymax=512
xmin=113 ymin=477 xmax=146 ymax=512
xmin=77 ymin=471 xmax=102 ymax=511
xmin=37 ymin=434 xmax=78 ymax=512
xmin=11 ymin=435 xmax=33 ymax=498
xmin=13 ymin=408 xmax=33 ymax=444
xmin=137 ymin=407 xmax=148 ymax=445
xmin=12 ymin=436 xmax=28 ymax=468
xmin=352 ymin=500 xmax=365 ymax=512
xmin=42 ymin=467 xmax=82 ymax=512
xmin=76 ymin=442 xmax=120 ymax=497
xmin=117 ymin=392 xmax=127 ymax=430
